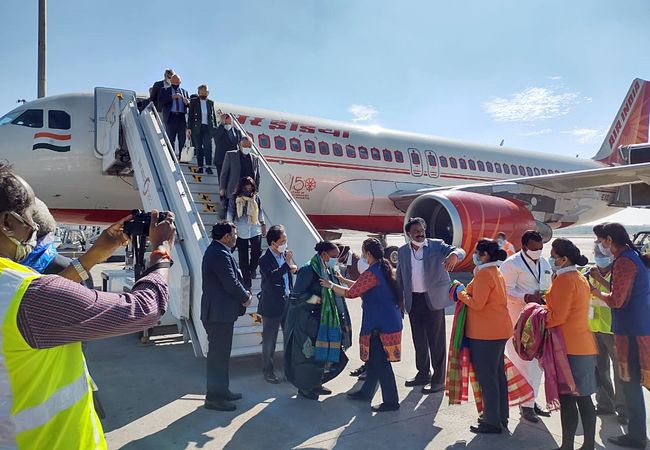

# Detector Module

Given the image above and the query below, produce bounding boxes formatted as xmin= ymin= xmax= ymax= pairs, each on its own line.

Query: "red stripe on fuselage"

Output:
xmin=33 ymin=132 xmax=72 ymax=140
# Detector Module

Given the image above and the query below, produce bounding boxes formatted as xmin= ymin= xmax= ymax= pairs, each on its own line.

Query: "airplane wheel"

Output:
xmin=384 ymin=246 xmax=399 ymax=267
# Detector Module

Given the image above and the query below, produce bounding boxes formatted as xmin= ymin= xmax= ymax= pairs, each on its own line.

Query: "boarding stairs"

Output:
xmin=94 ymin=87 xmax=321 ymax=357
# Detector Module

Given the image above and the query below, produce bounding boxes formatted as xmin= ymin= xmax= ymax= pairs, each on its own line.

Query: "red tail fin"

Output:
xmin=593 ymin=78 xmax=650 ymax=165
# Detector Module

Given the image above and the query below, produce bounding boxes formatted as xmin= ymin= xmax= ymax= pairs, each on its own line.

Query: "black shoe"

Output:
xmin=224 ymin=391 xmax=242 ymax=401
xmin=421 ymin=383 xmax=445 ymax=394
xmin=617 ymin=412 xmax=629 ymax=425
xmin=534 ymin=403 xmax=551 ymax=417
xmin=204 ymin=400 xmax=236 ymax=411
xmin=206 ymin=167 xmax=214 ymax=175
xmin=250 ymin=270 xmax=257 ymax=280
xmin=478 ymin=415 xmax=508 ymax=429
xmin=520 ymin=406 xmax=540 ymax=423
xmin=347 ymin=391 xmax=373 ymax=401
xmin=595 ymin=405 xmax=615 ymax=416
xmin=264 ymin=372 xmax=279 ymax=384
xmin=298 ymin=389 xmax=319 ymax=400
xmin=371 ymin=403 xmax=400 ymax=412
xmin=607 ymin=435 xmax=647 ymax=449
xmin=350 ymin=365 xmax=366 ymax=377
xmin=197 ymin=167 xmax=204 ymax=174
xmin=314 ymin=386 xmax=332 ymax=395
xmin=470 ymin=422 xmax=502 ymax=434
xmin=405 ymin=375 xmax=430 ymax=387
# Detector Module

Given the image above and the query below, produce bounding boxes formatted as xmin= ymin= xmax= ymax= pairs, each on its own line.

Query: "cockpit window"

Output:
xmin=48 ymin=110 xmax=71 ymax=130
xmin=10 ymin=109 xmax=44 ymax=128
xmin=0 ymin=109 xmax=23 ymax=126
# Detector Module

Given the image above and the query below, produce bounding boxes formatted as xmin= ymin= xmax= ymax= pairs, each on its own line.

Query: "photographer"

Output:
xmin=0 ymin=162 xmax=175 ymax=449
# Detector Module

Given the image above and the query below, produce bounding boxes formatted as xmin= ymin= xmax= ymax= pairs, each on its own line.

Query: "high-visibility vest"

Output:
xmin=582 ymin=266 xmax=613 ymax=334
xmin=0 ymin=257 xmax=106 ymax=449
xmin=502 ymin=241 xmax=516 ymax=257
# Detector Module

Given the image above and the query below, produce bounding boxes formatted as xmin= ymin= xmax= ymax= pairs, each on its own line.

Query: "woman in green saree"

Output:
xmin=284 ymin=241 xmax=349 ymax=400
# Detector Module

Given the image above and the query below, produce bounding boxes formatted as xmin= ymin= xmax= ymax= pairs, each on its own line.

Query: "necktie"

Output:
xmin=175 ymin=90 xmax=180 ymax=112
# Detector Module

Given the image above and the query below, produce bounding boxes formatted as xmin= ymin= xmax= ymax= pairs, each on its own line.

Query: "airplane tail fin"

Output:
xmin=592 ymin=78 xmax=650 ymax=165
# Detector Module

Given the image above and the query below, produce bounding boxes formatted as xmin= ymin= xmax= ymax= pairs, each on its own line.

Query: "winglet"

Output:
xmin=592 ymin=78 xmax=650 ymax=165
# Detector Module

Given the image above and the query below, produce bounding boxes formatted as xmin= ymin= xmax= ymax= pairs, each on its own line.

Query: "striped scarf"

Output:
xmin=311 ymin=255 xmax=341 ymax=363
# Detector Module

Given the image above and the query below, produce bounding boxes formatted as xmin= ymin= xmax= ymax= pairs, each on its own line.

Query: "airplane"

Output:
xmin=0 ymin=78 xmax=649 ymax=271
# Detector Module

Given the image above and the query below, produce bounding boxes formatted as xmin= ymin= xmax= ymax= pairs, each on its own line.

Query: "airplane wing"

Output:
xmin=390 ymin=162 xmax=650 ymax=212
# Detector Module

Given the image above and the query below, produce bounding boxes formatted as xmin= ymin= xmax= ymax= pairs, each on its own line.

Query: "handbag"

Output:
xmin=179 ymin=143 xmax=195 ymax=163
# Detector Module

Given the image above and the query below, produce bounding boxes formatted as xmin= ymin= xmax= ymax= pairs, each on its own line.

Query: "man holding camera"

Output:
xmin=201 ymin=221 xmax=253 ymax=411
xmin=0 ymin=162 xmax=175 ymax=449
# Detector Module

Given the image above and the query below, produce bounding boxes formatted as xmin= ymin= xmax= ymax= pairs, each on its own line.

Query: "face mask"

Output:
xmin=472 ymin=254 xmax=482 ymax=266
xmin=326 ymin=257 xmax=338 ymax=269
xmin=358 ymin=256 xmax=370 ymax=274
xmin=199 ymin=95 xmax=207 ymax=100
xmin=7 ymin=232 xmax=37 ymax=262
xmin=549 ymin=256 xmax=562 ymax=272
xmin=241 ymin=147 xmax=251 ymax=156
xmin=597 ymin=242 xmax=613 ymax=257
xmin=224 ymin=124 xmax=232 ymax=131
xmin=525 ymin=249 xmax=543 ymax=260
xmin=411 ymin=239 xmax=425 ymax=248
xmin=243 ymin=191 xmax=254 ymax=197
xmin=594 ymin=256 xmax=612 ymax=268
xmin=277 ymin=243 xmax=288 ymax=253
xmin=497 ymin=238 xmax=505 ymax=247
xmin=171 ymin=84 xmax=179 ymax=90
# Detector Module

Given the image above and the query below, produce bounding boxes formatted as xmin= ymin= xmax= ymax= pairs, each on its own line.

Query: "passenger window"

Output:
xmin=346 ymin=145 xmax=356 ymax=158
xmin=394 ymin=150 xmax=404 ymax=163
xmin=519 ymin=165 xmax=526 ymax=175
xmin=468 ymin=160 xmax=476 ymax=171
xmin=439 ymin=156 xmax=448 ymax=168
xmin=290 ymin=138 xmax=302 ymax=152
xmin=534 ymin=168 xmax=540 ymax=176
xmin=511 ymin=164 xmax=518 ymax=175
xmin=526 ymin=167 xmax=533 ymax=176
xmin=319 ymin=141 xmax=330 ymax=155
xmin=494 ymin=163 xmax=502 ymax=173
xmin=459 ymin=158 xmax=467 ymax=170
xmin=428 ymin=154 xmax=437 ymax=166
xmin=486 ymin=162 xmax=494 ymax=173
xmin=371 ymin=147 xmax=381 ymax=160
xmin=11 ymin=109 xmax=43 ymax=128
xmin=273 ymin=136 xmax=285 ymax=150
xmin=477 ymin=161 xmax=485 ymax=171
xmin=541 ymin=168 xmax=548 ymax=175
xmin=258 ymin=134 xmax=271 ymax=149
xmin=383 ymin=149 xmax=393 ymax=162
xmin=48 ymin=110 xmax=71 ymax=130
xmin=359 ymin=146 xmax=369 ymax=159
xmin=503 ymin=164 xmax=510 ymax=174
xmin=332 ymin=143 xmax=343 ymax=157
xmin=304 ymin=140 xmax=316 ymax=154
xmin=449 ymin=157 xmax=458 ymax=169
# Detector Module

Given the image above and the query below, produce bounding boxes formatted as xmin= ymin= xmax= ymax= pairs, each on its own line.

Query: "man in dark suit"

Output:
xmin=149 ymin=68 xmax=174 ymax=112
xmin=213 ymin=114 xmax=242 ymax=178
xmin=258 ymin=225 xmax=297 ymax=383
xmin=187 ymin=84 xmax=217 ymax=173
xmin=159 ymin=74 xmax=190 ymax=158
xmin=219 ymin=137 xmax=260 ymax=218
xmin=201 ymin=221 xmax=253 ymax=411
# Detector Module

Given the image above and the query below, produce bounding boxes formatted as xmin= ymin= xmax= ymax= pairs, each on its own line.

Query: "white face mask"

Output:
xmin=277 ymin=242 xmax=288 ymax=253
xmin=224 ymin=124 xmax=232 ymax=131
xmin=358 ymin=256 xmax=370 ymax=274
xmin=411 ymin=239 xmax=425 ymax=248
xmin=597 ymin=242 xmax=613 ymax=257
xmin=240 ymin=147 xmax=251 ymax=156
xmin=594 ymin=256 xmax=612 ymax=268
xmin=497 ymin=238 xmax=505 ymax=247
xmin=525 ymin=249 xmax=543 ymax=260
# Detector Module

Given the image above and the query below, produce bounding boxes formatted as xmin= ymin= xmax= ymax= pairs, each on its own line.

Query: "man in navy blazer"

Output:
xmin=396 ymin=217 xmax=465 ymax=394
xmin=258 ymin=225 xmax=297 ymax=383
xmin=201 ymin=221 xmax=252 ymax=411
xmin=159 ymin=74 xmax=190 ymax=158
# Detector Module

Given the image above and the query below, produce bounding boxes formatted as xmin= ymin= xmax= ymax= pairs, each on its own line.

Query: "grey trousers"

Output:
xmin=595 ymin=332 xmax=627 ymax=415
xmin=262 ymin=315 xmax=283 ymax=374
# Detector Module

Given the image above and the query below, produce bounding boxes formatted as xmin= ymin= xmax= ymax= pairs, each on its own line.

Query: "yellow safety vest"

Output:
xmin=0 ymin=257 xmax=106 ymax=449
xmin=582 ymin=266 xmax=613 ymax=334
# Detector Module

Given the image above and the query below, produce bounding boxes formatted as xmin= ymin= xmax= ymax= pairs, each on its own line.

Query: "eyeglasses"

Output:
xmin=2 ymin=210 xmax=38 ymax=242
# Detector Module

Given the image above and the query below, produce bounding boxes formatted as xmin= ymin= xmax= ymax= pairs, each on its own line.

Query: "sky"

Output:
xmin=2 ymin=0 xmax=650 ymax=223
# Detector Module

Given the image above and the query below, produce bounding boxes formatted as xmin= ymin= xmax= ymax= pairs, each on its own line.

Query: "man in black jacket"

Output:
xmin=258 ymin=225 xmax=297 ymax=383
xmin=201 ymin=221 xmax=252 ymax=411
xmin=187 ymin=84 xmax=217 ymax=173
xmin=149 ymin=68 xmax=174 ymax=112
xmin=159 ymin=74 xmax=190 ymax=158
xmin=213 ymin=114 xmax=242 ymax=178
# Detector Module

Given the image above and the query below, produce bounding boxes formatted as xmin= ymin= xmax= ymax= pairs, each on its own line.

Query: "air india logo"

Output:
xmin=289 ymin=176 xmax=316 ymax=200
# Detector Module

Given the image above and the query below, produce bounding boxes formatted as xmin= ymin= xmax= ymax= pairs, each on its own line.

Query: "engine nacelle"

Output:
xmin=405 ymin=191 xmax=536 ymax=270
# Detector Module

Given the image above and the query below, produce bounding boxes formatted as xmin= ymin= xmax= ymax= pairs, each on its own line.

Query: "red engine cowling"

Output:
xmin=405 ymin=191 xmax=536 ymax=271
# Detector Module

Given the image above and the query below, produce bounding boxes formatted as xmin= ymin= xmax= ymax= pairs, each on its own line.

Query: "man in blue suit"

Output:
xmin=201 ymin=221 xmax=253 ymax=411
xmin=396 ymin=217 xmax=465 ymax=394
xmin=159 ymin=74 xmax=190 ymax=158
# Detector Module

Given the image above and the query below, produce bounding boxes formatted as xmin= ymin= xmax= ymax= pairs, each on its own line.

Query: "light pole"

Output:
xmin=37 ymin=0 xmax=46 ymax=98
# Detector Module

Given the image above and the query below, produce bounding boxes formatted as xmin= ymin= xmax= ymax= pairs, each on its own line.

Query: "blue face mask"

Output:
xmin=549 ymin=256 xmax=561 ymax=272
xmin=594 ymin=256 xmax=612 ymax=268
xmin=326 ymin=257 xmax=338 ymax=269
xmin=597 ymin=242 xmax=613 ymax=257
xmin=472 ymin=253 xmax=482 ymax=266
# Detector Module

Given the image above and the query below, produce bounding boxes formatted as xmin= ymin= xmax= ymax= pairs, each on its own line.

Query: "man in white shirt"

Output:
xmin=396 ymin=217 xmax=465 ymax=394
xmin=188 ymin=84 xmax=218 ymax=174
xmin=499 ymin=230 xmax=553 ymax=423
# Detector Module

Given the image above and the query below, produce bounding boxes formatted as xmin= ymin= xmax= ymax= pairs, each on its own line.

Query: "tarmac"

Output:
xmin=85 ymin=234 xmax=649 ymax=449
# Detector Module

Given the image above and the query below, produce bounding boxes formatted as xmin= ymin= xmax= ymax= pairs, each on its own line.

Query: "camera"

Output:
xmin=123 ymin=209 xmax=169 ymax=236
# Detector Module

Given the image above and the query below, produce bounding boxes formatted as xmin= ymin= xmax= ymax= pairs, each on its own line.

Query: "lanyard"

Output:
xmin=520 ymin=252 xmax=541 ymax=285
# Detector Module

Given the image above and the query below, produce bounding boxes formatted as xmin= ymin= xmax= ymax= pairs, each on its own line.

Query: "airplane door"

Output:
xmin=408 ymin=148 xmax=423 ymax=177
xmin=424 ymin=150 xmax=439 ymax=178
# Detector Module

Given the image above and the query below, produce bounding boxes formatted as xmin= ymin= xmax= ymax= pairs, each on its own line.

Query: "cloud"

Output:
xmin=520 ymin=128 xmax=553 ymax=136
xmin=561 ymin=127 xmax=606 ymax=144
xmin=348 ymin=104 xmax=377 ymax=122
xmin=483 ymin=87 xmax=581 ymax=122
